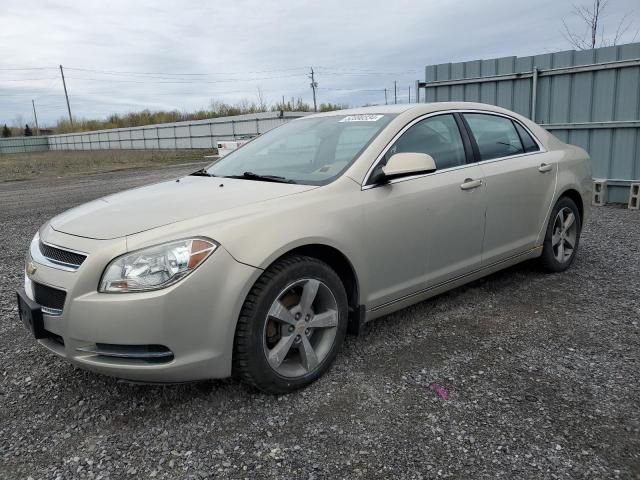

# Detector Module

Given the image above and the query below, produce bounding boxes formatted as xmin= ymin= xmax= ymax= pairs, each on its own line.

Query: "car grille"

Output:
xmin=39 ymin=241 xmax=86 ymax=268
xmin=33 ymin=282 xmax=66 ymax=315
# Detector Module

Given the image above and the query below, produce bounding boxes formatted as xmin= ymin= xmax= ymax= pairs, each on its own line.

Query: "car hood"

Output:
xmin=50 ymin=176 xmax=317 ymax=240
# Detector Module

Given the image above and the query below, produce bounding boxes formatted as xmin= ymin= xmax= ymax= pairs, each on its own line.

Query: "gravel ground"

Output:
xmin=1 ymin=164 xmax=639 ymax=479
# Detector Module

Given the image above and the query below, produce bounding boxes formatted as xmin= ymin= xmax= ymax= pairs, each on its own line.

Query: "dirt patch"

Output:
xmin=0 ymin=149 xmax=209 ymax=182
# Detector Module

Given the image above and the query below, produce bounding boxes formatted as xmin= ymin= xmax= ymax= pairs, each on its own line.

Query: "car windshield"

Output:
xmin=206 ymin=114 xmax=395 ymax=185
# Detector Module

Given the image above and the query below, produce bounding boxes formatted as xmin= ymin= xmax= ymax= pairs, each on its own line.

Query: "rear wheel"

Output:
xmin=233 ymin=255 xmax=348 ymax=394
xmin=539 ymin=196 xmax=581 ymax=272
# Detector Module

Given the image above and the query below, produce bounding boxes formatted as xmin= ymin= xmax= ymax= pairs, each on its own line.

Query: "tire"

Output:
xmin=539 ymin=196 xmax=582 ymax=273
xmin=233 ymin=255 xmax=348 ymax=394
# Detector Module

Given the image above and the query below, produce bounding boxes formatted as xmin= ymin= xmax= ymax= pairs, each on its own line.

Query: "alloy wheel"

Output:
xmin=263 ymin=278 xmax=339 ymax=378
xmin=552 ymin=207 xmax=577 ymax=263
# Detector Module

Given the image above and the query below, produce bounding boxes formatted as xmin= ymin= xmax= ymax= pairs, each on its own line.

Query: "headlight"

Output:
xmin=99 ymin=238 xmax=217 ymax=293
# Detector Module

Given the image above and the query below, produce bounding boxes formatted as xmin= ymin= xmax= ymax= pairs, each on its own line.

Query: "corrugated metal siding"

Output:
xmin=423 ymin=43 xmax=640 ymax=202
xmin=1 ymin=112 xmax=307 ymax=155
xmin=47 ymin=111 xmax=308 ymax=152
xmin=0 ymin=135 xmax=49 ymax=154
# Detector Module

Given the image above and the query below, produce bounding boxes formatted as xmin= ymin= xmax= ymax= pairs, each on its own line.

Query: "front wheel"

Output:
xmin=539 ymin=196 xmax=582 ymax=272
xmin=233 ymin=255 xmax=348 ymax=394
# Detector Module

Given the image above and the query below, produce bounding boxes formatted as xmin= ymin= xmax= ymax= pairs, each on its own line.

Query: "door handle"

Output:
xmin=538 ymin=163 xmax=553 ymax=173
xmin=460 ymin=178 xmax=483 ymax=190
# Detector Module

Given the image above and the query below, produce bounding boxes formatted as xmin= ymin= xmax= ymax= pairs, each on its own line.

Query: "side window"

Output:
xmin=513 ymin=121 xmax=540 ymax=153
xmin=464 ymin=113 xmax=524 ymax=161
xmin=383 ymin=114 xmax=466 ymax=170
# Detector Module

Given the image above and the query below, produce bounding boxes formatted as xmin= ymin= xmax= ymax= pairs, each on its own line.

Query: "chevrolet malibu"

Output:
xmin=17 ymin=103 xmax=591 ymax=393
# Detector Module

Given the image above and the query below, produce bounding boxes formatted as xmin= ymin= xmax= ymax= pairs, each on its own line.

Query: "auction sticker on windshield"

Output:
xmin=339 ymin=114 xmax=384 ymax=122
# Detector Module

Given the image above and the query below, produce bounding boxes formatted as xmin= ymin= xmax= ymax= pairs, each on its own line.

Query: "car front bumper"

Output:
xmin=21 ymin=227 xmax=260 ymax=383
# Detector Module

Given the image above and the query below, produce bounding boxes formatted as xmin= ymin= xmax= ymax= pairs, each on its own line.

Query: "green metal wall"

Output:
xmin=421 ymin=43 xmax=640 ymax=203
xmin=0 ymin=135 xmax=49 ymax=154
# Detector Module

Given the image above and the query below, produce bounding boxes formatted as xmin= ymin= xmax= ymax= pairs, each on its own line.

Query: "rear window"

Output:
xmin=514 ymin=122 xmax=540 ymax=153
xmin=464 ymin=113 xmax=524 ymax=161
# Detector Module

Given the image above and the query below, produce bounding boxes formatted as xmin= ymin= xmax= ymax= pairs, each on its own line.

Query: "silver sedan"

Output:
xmin=17 ymin=102 xmax=591 ymax=393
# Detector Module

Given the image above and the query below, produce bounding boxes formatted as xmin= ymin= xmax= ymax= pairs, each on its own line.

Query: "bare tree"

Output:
xmin=11 ymin=114 xmax=25 ymax=129
xmin=255 ymin=86 xmax=268 ymax=112
xmin=562 ymin=0 xmax=638 ymax=50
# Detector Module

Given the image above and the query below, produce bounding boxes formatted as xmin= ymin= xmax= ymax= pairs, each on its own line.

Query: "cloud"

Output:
xmin=1 ymin=0 xmax=638 ymax=125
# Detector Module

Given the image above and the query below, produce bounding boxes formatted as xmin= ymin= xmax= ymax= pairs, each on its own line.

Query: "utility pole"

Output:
xmin=308 ymin=67 xmax=318 ymax=112
xmin=59 ymin=64 xmax=73 ymax=127
xmin=384 ymin=88 xmax=388 ymax=105
xmin=394 ymin=80 xmax=397 ymax=104
xmin=408 ymin=85 xmax=411 ymax=104
xmin=31 ymin=99 xmax=40 ymax=136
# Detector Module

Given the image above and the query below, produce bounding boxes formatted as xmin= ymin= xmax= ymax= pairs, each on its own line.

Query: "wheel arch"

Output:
xmin=537 ymin=185 xmax=586 ymax=248
xmin=278 ymin=244 xmax=359 ymax=307
xmin=557 ymin=187 xmax=584 ymax=222
xmin=265 ymin=243 xmax=363 ymax=334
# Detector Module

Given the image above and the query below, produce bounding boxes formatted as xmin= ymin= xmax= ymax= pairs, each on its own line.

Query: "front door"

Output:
xmin=362 ymin=113 xmax=487 ymax=308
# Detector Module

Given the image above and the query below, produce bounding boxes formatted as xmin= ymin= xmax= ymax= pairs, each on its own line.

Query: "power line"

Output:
xmin=316 ymin=65 xmax=419 ymax=73
xmin=316 ymin=71 xmax=418 ymax=77
xmin=1 ymin=61 xmax=424 ymax=121
xmin=63 ymin=73 xmax=304 ymax=84
xmin=0 ymin=66 xmax=57 ymax=71
xmin=0 ymin=93 xmax=62 ymax=97
xmin=63 ymin=66 xmax=308 ymax=77
xmin=0 ymin=77 xmax=59 ymax=81
xmin=317 ymin=87 xmax=386 ymax=92
xmin=1 ymin=64 xmax=419 ymax=78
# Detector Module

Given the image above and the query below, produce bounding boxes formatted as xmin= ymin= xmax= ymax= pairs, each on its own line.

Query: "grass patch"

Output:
xmin=0 ymin=149 xmax=208 ymax=182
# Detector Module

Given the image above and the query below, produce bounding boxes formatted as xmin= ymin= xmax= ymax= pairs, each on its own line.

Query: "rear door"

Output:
xmin=461 ymin=113 xmax=557 ymax=265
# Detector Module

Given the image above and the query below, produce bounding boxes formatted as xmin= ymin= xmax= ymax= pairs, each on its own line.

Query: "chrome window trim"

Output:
xmin=461 ymin=110 xmax=546 ymax=157
xmin=30 ymin=233 xmax=88 ymax=272
xmin=362 ymin=162 xmax=478 ymax=190
xmin=361 ymin=109 xmax=546 ymax=190
xmin=475 ymin=150 xmax=544 ymax=167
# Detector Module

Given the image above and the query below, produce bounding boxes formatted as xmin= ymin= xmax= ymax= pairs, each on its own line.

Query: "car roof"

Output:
xmin=302 ymin=102 xmax=517 ymax=118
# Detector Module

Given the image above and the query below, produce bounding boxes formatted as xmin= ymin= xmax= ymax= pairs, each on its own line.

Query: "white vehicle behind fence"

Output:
xmin=217 ymin=140 xmax=250 ymax=157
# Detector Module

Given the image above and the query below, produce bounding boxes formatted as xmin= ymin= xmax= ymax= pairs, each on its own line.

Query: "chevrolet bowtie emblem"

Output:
xmin=26 ymin=261 xmax=37 ymax=276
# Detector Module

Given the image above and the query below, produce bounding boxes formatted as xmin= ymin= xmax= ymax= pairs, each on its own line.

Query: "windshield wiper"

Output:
xmin=190 ymin=168 xmax=215 ymax=177
xmin=224 ymin=171 xmax=297 ymax=184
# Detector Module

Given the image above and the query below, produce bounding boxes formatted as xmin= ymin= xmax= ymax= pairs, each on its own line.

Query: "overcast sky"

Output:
xmin=1 ymin=0 xmax=638 ymax=126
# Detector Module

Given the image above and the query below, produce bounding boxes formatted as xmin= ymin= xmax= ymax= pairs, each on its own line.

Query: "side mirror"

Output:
xmin=381 ymin=152 xmax=437 ymax=180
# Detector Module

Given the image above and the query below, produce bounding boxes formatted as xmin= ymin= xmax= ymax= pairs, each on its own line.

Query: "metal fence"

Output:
xmin=417 ymin=42 xmax=640 ymax=203
xmin=0 ymin=135 xmax=49 ymax=154
xmin=48 ymin=111 xmax=307 ymax=151
xmin=0 ymin=111 xmax=307 ymax=155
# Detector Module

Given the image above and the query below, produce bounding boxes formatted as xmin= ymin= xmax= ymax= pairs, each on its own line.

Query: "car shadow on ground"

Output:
xmin=44 ymin=257 xmax=546 ymax=402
